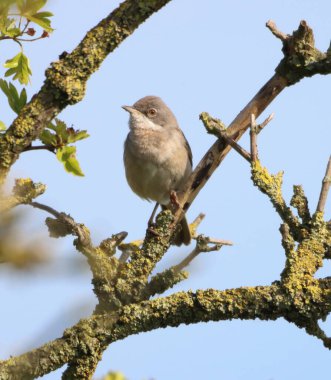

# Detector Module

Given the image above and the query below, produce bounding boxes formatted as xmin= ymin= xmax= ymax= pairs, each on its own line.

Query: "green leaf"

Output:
xmin=17 ymin=1 xmax=53 ymax=32
xmin=0 ymin=120 xmax=7 ymax=130
xmin=42 ymin=119 xmax=89 ymax=150
xmin=0 ymin=17 xmax=18 ymax=37
xmin=20 ymin=87 xmax=27 ymax=107
xmin=56 ymin=146 xmax=84 ymax=177
xmin=17 ymin=0 xmax=47 ymax=15
xmin=54 ymin=119 xmax=68 ymax=137
xmin=3 ymin=53 xmax=19 ymax=68
xmin=48 ymin=118 xmax=68 ymax=144
xmin=67 ymin=129 xmax=89 ymax=143
xmin=0 ymin=79 xmax=27 ymax=113
xmin=39 ymin=129 xmax=57 ymax=146
xmin=4 ymin=51 xmax=32 ymax=85
xmin=27 ymin=11 xmax=53 ymax=32
xmin=5 ymin=27 xmax=21 ymax=37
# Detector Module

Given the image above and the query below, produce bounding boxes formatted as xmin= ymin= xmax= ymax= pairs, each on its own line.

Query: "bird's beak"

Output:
xmin=122 ymin=105 xmax=135 ymax=113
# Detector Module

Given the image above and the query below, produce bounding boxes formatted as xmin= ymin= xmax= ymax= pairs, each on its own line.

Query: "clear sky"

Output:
xmin=1 ymin=0 xmax=331 ymax=379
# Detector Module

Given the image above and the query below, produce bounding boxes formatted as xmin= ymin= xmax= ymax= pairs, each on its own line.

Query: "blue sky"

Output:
xmin=1 ymin=1 xmax=331 ymax=379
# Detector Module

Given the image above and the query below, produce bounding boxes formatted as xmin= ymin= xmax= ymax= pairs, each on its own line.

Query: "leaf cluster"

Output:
xmin=0 ymin=78 xmax=26 ymax=129
xmin=40 ymin=119 xmax=89 ymax=176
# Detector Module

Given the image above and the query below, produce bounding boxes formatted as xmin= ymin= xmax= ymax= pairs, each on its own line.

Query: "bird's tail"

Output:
xmin=161 ymin=205 xmax=191 ymax=246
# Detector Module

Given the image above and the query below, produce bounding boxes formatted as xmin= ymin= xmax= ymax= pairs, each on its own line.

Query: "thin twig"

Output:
xmin=256 ymin=113 xmax=274 ymax=134
xmin=189 ymin=212 xmax=205 ymax=238
xmin=316 ymin=155 xmax=331 ymax=213
xmin=29 ymin=201 xmax=90 ymax=247
xmin=21 ymin=20 xmax=30 ymax=35
xmin=191 ymin=213 xmax=205 ymax=227
xmin=250 ymin=114 xmax=258 ymax=162
xmin=17 ymin=37 xmax=47 ymax=42
xmin=30 ymin=201 xmax=61 ymax=218
xmin=23 ymin=145 xmax=55 ymax=153
xmin=266 ymin=20 xmax=289 ymax=41
xmin=174 ymin=235 xmax=233 ymax=272
xmin=221 ymin=133 xmax=252 ymax=163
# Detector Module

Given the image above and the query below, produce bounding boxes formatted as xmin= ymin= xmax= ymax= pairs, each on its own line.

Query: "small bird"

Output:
xmin=123 ymin=96 xmax=192 ymax=245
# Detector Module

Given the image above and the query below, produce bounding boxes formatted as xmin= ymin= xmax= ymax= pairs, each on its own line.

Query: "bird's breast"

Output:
xmin=124 ymin=128 xmax=191 ymax=204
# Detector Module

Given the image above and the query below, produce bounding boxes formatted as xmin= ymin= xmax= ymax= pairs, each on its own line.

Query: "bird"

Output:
xmin=122 ymin=95 xmax=192 ymax=245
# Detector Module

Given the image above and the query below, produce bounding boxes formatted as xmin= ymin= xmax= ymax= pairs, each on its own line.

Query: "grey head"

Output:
xmin=122 ymin=96 xmax=179 ymax=130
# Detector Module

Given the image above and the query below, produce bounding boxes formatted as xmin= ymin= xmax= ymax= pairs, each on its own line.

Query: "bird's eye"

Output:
xmin=147 ymin=108 xmax=157 ymax=117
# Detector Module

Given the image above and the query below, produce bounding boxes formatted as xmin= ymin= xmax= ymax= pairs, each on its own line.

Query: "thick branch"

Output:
xmin=0 ymin=285 xmax=285 ymax=379
xmin=3 ymin=279 xmax=331 ymax=379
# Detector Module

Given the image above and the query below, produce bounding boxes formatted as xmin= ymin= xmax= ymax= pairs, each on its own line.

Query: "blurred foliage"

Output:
xmin=0 ymin=208 xmax=51 ymax=270
xmin=98 ymin=372 xmax=127 ymax=380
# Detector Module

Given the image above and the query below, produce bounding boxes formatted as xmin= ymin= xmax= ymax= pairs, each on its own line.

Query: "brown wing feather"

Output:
xmin=180 ymin=130 xmax=193 ymax=167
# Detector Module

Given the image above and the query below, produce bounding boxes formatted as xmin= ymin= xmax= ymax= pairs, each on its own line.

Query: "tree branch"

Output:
xmin=316 ymin=155 xmax=331 ymax=213
xmin=22 ymin=144 xmax=55 ymax=153
xmin=250 ymin=113 xmax=258 ymax=162
xmin=2 ymin=279 xmax=331 ymax=379
xmin=0 ymin=179 xmax=46 ymax=212
xmin=290 ymin=185 xmax=311 ymax=225
xmin=174 ymin=234 xmax=233 ymax=272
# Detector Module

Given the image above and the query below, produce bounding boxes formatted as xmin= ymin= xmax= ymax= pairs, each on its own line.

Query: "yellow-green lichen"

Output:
xmin=251 ymin=160 xmax=284 ymax=204
xmin=0 ymin=178 xmax=46 ymax=212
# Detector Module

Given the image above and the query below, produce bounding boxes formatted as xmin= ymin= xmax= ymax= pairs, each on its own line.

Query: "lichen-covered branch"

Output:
xmin=249 ymin=145 xmax=331 ymax=336
xmin=267 ymin=20 xmax=331 ymax=84
xmin=143 ymin=268 xmax=189 ymax=298
xmin=2 ymin=280 xmax=331 ymax=379
xmin=251 ymin=160 xmax=302 ymax=239
xmin=290 ymin=185 xmax=311 ymax=225
xmin=0 ymin=0 xmax=172 ymax=183
xmin=0 ymin=178 xmax=46 ymax=212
